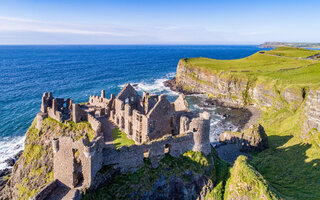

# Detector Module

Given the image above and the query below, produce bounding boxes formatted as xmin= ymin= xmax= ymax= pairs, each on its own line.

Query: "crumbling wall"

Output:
xmin=173 ymin=94 xmax=189 ymax=112
xmin=52 ymin=136 xmax=104 ymax=189
xmin=103 ymin=133 xmax=195 ymax=172
xmin=88 ymin=113 xmax=102 ymax=136
xmin=89 ymin=95 xmax=110 ymax=108
xmin=147 ymin=94 xmax=175 ymax=140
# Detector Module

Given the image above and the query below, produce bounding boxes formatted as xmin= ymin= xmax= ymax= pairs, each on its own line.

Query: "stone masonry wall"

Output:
xmin=52 ymin=136 xmax=104 ymax=189
xmin=87 ymin=113 xmax=102 ymax=136
xmin=102 ymin=133 xmax=195 ymax=172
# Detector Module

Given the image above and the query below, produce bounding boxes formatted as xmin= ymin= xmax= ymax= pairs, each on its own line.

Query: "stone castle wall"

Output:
xmin=87 ymin=113 xmax=102 ymax=136
xmin=52 ymin=136 xmax=104 ymax=189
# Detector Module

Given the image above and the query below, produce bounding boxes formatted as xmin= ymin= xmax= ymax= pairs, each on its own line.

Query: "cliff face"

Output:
xmin=303 ymin=90 xmax=320 ymax=143
xmin=175 ymin=60 xmax=319 ymax=139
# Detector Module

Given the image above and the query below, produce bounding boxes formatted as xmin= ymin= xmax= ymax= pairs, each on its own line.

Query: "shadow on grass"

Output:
xmin=112 ymin=128 xmax=122 ymax=140
xmin=251 ymin=135 xmax=320 ymax=199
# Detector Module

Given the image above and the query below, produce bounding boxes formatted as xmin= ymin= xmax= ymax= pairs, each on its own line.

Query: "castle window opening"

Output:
xmin=193 ymin=128 xmax=198 ymax=132
xmin=125 ymin=98 xmax=129 ymax=104
xmin=129 ymin=122 xmax=133 ymax=135
xmin=164 ymin=144 xmax=170 ymax=154
xmin=121 ymin=117 xmax=125 ymax=129
xmin=143 ymin=149 xmax=150 ymax=159
xmin=131 ymin=97 xmax=134 ymax=102
xmin=117 ymin=117 xmax=119 ymax=125
xmin=170 ymin=116 xmax=174 ymax=127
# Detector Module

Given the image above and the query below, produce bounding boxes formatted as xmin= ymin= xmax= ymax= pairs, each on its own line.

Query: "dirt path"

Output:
xmin=99 ymin=116 xmax=115 ymax=146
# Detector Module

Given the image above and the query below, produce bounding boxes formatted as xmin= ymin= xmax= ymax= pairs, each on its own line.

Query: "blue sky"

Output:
xmin=0 ymin=0 xmax=319 ymax=44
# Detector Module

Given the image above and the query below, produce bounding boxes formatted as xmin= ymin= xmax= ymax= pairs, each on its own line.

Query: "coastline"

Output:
xmin=163 ymin=77 xmax=263 ymax=163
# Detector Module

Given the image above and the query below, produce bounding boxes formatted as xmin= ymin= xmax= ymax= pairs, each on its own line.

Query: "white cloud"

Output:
xmin=0 ymin=16 xmax=132 ymax=37
xmin=0 ymin=15 xmax=270 ymax=44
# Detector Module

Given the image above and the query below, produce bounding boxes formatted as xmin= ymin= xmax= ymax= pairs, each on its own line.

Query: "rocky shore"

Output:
xmin=0 ymin=151 xmax=22 ymax=192
xmin=164 ymin=78 xmax=264 ymax=163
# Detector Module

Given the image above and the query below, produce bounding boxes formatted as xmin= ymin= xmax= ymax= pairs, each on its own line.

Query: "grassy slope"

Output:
xmin=112 ymin=128 xmax=135 ymax=149
xmin=251 ymin=106 xmax=320 ymax=199
xmin=224 ymin=156 xmax=281 ymax=200
xmin=181 ymin=47 xmax=320 ymax=199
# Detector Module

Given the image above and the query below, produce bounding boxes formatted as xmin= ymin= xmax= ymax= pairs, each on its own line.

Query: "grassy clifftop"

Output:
xmin=181 ymin=47 xmax=320 ymax=88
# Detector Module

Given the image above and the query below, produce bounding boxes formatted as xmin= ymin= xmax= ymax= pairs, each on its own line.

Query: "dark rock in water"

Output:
xmin=163 ymin=77 xmax=198 ymax=95
xmin=4 ymin=158 xmax=15 ymax=167
xmin=219 ymin=124 xmax=269 ymax=153
xmin=4 ymin=150 xmax=23 ymax=167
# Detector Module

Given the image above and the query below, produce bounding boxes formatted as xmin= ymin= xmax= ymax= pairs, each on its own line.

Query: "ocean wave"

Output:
xmin=119 ymin=74 xmax=179 ymax=97
xmin=0 ymin=136 xmax=25 ymax=170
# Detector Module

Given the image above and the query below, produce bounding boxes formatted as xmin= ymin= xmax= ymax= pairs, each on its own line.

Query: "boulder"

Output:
xmin=219 ymin=124 xmax=269 ymax=153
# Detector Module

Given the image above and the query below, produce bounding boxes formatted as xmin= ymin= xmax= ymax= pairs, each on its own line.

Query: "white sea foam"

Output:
xmin=119 ymin=74 xmax=179 ymax=97
xmin=0 ymin=136 xmax=25 ymax=170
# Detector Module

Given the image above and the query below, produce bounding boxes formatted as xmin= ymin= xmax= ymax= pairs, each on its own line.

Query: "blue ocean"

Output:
xmin=0 ymin=45 xmax=268 ymax=169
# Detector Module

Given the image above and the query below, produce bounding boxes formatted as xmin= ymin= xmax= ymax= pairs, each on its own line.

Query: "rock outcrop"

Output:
xmin=219 ymin=124 xmax=269 ymax=153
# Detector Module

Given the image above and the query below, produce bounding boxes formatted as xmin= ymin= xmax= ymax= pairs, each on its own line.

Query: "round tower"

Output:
xmin=192 ymin=112 xmax=211 ymax=155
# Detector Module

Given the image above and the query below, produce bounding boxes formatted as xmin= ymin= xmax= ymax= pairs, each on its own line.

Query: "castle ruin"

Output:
xmin=32 ymin=84 xmax=211 ymax=200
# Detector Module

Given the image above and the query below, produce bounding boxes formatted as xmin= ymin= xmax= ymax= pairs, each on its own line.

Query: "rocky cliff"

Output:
xmin=174 ymin=59 xmax=320 ymax=141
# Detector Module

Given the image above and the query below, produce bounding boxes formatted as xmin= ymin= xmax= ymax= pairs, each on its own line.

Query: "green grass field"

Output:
xmin=264 ymin=47 xmax=320 ymax=58
xmin=182 ymin=47 xmax=320 ymax=89
xmin=112 ymin=128 xmax=135 ymax=149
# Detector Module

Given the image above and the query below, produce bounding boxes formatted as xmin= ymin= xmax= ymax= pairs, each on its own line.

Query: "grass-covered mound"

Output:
xmin=112 ymin=128 xmax=135 ymax=149
xmin=83 ymin=151 xmax=218 ymax=200
xmin=224 ymin=156 xmax=281 ymax=200
xmin=2 ymin=117 xmax=94 ymax=200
